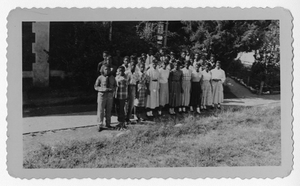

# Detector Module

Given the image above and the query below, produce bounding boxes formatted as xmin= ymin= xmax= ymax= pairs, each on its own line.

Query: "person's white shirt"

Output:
xmin=191 ymin=69 xmax=203 ymax=82
xmin=201 ymin=70 xmax=212 ymax=81
xmin=211 ymin=68 xmax=226 ymax=83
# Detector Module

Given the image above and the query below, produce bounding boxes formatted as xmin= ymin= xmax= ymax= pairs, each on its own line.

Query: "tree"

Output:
xmin=181 ymin=20 xmax=279 ymax=71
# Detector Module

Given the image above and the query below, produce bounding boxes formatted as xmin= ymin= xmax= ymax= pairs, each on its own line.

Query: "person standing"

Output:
xmin=141 ymin=53 xmax=147 ymax=62
xmin=185 ymin=50 xmax=191 ymax=61
xmin=158 ymin=61 xmax=170 ymax=116
xmin=180 ymin=60 xmax=192 ymax=113
xmin=159 ymin=48 xmax=167 ymax=62
xmin=121 ymin=56 xmax=130 ymax=72
xmin=146 ymin=60 xmax=160 ymax=117
xmin=97 ymin=51 xmax=109 ymax=74
xmin=115 ymin=66 xmax=128 ymax=130
xmin=168 ymin=62 xmax=183 ymax=115
xmin=211 ymin=61 xmax=226 ymax=109
xmin=145 ymin=48 xmax=155 ymax=70
xmin=179 ymin=51 xmax=186 ymax=65
xmin=208 ymin=54 xmax=216 ymax=70
xmin=125 ymin=57 xmax=140 ymax=124
xmin=201 ymin=63 xmax=213 ymax=110
xmin=135 ymin=63 xmax=150 ymax=123
xmin=190 ymin=63 xmax=203 ymax=113
xmin=170 ymin=51 xmax=176 ymax=62
xmin=94 ymin=64 xmax=116 ymax=132
xmin=193 ymin=52 xmax=201 ymax=68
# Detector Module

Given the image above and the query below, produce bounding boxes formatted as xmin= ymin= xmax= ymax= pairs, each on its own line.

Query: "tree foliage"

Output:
xmin=181 ymin=20 xmax=279 ymax=71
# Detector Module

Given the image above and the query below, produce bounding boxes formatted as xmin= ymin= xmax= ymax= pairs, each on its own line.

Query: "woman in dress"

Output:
xmin=135 ymin=63 xmax=150 ymax=122
xmin=201 ymin=63 xmax=213 ymax=110
xmin=146 ymin=59 xmax=160 ymax=117
xmin=158 ymin=61 xmax=170 ymax=116
xmin=180 ymin=60 xmax=192 ymax=113
xmin=190 ymin=63 xmax=203 ymax=113
xmin=168 ymin=62 xmax=183 ymax=115
xmin=211 ymin=61 xmax=226 ymax=109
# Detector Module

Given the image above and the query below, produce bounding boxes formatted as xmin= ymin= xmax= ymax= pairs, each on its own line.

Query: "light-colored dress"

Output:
xmin=181 ymin=67 xmax=192 ymax=106
xmin=146 ymin=67 xmax=160 ymax=109
xmin=211 ymin=68 xmax=226 ymax=104
xmin=201 ymin=70 xmax=213 ymax=106
xmin=158 ymin=68 xmax=170 ymax=106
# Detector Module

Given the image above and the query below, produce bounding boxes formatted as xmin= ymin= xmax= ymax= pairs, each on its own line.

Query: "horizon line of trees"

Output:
xmin=42 ymin=20 xmax=279 ymax=90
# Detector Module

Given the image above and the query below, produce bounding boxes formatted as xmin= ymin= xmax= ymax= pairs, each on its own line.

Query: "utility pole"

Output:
xmin=164 ymin=21 xmax=169 ymax=47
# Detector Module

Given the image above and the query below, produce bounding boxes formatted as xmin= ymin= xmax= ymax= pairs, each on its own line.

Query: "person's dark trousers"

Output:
xmin=126 ymin=85 xmax=136 ymax=121
xmin=116 ymin=99 xmax=126 ymax=123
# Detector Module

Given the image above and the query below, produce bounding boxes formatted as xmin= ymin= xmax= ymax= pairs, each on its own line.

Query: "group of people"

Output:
xmin=94 ymin=48 xmax=226 ymax=131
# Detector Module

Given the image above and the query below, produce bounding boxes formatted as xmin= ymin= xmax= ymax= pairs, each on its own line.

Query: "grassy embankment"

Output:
xmin=24 ymin=104 xmax=281 ymax=168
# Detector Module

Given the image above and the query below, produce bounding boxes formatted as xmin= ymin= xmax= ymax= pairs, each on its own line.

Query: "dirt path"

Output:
xmin=223 ymin=77 xmax=280 ymax=106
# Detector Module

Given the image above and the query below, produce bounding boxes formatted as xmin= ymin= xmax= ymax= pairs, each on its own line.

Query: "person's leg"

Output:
xmin=211 ymin=81 xmax=217 ymax=107
xmin=97 ymin=93 xmax=107 ymax=131
xmin=126 ymin=86 xmax=136 ymax=123
xmin=105 ymin=93 xmax=113 ymax=127
xmin=117 ymin=99 xmax=126 ymax=128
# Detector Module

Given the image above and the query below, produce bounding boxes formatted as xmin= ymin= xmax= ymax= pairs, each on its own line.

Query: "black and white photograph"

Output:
xmin=7 ymin=7 xmax=293 ymax=179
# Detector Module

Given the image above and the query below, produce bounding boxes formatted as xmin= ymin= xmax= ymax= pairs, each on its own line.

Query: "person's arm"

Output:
xmin=221 ymin=70 xmax=226 ymax=83
xmin=199 ymin=72 xmax=203 ymax=85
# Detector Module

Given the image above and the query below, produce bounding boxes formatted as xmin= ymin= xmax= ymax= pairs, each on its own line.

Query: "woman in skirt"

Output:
xmin=190 ymin=63 xmax=203 ymax=113
xmin=135 ymin=63 xmax=150 ymax=122
xmin=158 ymin=61 xmax=170 ymax=116
xmin=180 ymin=60 xmax=192 ymax=113
xmin=146 ymin=60 xmax=160 ymax=117
xmin=201 ymin=63 xmax=213 ymax=110
xmin=211 ymin=61 xmax=226 ymax=109
xmin=168 ymin=62 xmax=183 ymax=115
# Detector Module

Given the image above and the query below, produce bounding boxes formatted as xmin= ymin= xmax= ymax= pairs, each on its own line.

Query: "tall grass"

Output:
xmin=24 ymin=105 xmax=281 ymax=168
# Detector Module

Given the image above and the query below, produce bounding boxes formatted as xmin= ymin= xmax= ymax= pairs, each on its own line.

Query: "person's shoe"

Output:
xmin=105 ymin=125 xmax=114 ymax=129
xmin=197 ymin=107 xmax=201 ymax=114
xmin=148 ymin=111 xmax=153 ymax=117
xmin=98 ymin=124 xmax=104 ymax=132
xmin=183 ymin=107 xmax=186 ymax=112
xmin=178 ymin=107 xmax=182 ymax=113
xmin=169 ymin=108 xmax=173 ymax=115
xmin=217 ymin=104 xmax=221 ymax=109
xmin=190 ymin=106 xmax=194 ymax=112
xmin=158 ymin=110 xmax=162 ymax=116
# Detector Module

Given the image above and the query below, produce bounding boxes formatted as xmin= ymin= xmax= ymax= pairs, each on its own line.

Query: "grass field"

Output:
xmin=23 ymin=104 xmax=281 ymax=168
